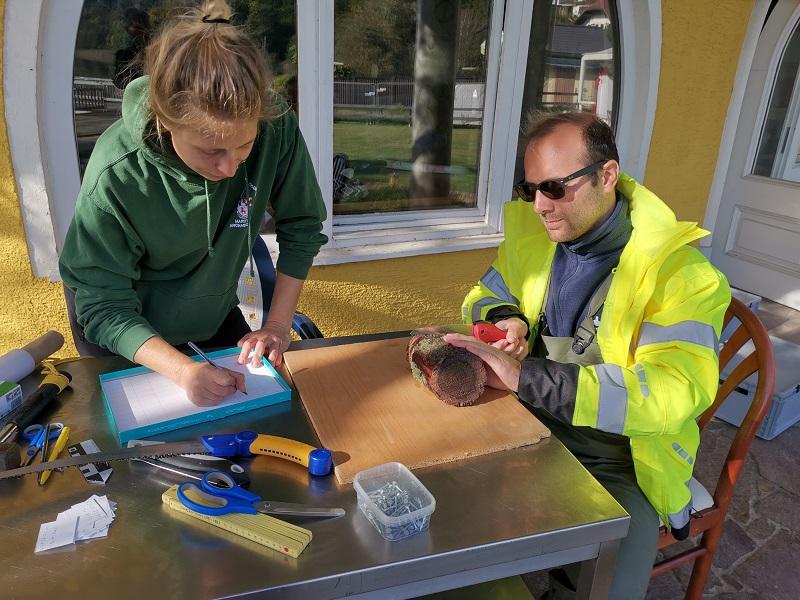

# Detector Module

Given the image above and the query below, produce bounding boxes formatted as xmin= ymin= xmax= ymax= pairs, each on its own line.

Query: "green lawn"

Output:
xmin=332 ymin=120 xmax=483 ymax=213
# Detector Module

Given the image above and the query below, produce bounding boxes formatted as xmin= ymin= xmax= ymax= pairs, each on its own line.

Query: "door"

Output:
xmin=712 ymin=2 xmax=800 ymax=309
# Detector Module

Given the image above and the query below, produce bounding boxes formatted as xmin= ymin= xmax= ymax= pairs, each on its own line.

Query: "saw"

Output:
xmin=0 ymin=431 xmax=333 ymax=481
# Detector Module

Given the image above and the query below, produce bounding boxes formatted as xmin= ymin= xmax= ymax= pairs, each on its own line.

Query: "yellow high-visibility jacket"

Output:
xmin=462 ymin=174 xmax=731 ymax=529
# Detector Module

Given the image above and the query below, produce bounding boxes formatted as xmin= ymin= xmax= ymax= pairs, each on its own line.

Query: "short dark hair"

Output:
xmin=521 ymin=111 xmax=619 ymax=182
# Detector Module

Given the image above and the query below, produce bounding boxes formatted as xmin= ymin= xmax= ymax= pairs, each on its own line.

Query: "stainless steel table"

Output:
xmin=0 ymin=334 xmax=629 ymax=599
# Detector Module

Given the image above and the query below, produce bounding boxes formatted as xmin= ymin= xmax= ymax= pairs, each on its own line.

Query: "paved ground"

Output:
xmin=523 ymin=299 xmax=800 ymax=599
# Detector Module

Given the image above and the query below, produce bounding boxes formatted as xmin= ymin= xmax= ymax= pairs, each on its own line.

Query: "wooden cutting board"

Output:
xmin=283 ymin=337 xmax=550 ymax=484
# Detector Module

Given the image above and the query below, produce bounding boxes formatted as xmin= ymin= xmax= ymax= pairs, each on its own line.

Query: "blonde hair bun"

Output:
xmin=201 ymin=0 xmax=232 ymax=23
xmin=145 ymin=0 xmax=274 ymax=136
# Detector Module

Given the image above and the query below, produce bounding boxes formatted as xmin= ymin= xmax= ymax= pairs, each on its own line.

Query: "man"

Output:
xmin=447 ymin=112 xmax=730 ymax=599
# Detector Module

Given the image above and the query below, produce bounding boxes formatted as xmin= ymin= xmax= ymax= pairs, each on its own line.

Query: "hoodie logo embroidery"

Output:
xmin=230 ymin=182 xmax=257 ymax=229
xmin=236 ymin=199 xmax=249 ymax=219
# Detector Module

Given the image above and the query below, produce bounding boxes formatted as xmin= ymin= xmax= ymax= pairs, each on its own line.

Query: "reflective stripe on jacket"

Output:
xmin=462 ymin=173 xmax=731 ymax=529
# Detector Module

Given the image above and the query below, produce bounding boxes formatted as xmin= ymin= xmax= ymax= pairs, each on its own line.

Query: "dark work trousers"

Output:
xmin=533 ymin=408 xmax=660 ymax=600
xmin=532 ymin=305 xmax=660 ymax=599
xmin=186 ymin=307 xmax=253 ymax=351
xmin=64 ymin=285 xmax=252 ymax=357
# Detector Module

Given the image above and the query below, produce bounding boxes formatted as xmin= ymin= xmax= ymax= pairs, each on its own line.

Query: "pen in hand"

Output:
xmin=187 ymin=342 xmax=248 ymax=395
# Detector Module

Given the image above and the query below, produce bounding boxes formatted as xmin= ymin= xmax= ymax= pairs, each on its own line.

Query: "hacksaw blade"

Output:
xmin=0 ymin=440 xmax=209 ymax=481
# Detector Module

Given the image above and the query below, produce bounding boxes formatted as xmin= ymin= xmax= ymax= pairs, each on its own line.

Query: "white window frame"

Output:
xmin=5 ymin=0 xmax=660 ymax=276
xmin=295 ymin=0 xmax=660 ymax=265
xmin=5 ymin=0 xmax=82 ymax=280
xmin=297 ymin=0 xmax=527 ymax=264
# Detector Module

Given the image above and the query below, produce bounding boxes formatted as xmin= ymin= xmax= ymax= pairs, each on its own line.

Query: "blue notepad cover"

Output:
xmin=99 ymin=347 xmax=291 ymax=443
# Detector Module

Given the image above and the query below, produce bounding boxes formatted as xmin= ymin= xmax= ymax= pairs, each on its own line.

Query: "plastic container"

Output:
xmin=717 ymin=334 xmax=800 ymax=440
xmin=353 ymin=462 xmax=436 ymax=541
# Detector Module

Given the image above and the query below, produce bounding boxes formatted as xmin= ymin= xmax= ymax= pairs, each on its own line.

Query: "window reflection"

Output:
xmin=333 ymin=0 xmax=492 ymax=215
xmin=753 ymin=20 xmax=800 ymax=183
xmin=73 ymin=0 xmax=297 ymax=179
xmin=515 ymin=1 xmax=618 ymax=180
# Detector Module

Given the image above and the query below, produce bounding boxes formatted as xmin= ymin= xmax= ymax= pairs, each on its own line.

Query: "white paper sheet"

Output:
xmin=34 ymin=495 xmax=116 ymax=553
xmin=35 ymin=519 xmax=78 ymax=553
xmin=102 ymin=352 xmax=288 ymax=433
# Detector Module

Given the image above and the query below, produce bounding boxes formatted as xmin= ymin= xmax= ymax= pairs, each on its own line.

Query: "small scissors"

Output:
xmin=22 ymin=423 xmax=65 ymax=458
xmin=177 ymin=471 xmax=345 ymax=518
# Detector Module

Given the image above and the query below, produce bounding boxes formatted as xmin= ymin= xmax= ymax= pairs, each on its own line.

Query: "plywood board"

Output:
xmin=284 ymin=337 xmax=550 ymax=484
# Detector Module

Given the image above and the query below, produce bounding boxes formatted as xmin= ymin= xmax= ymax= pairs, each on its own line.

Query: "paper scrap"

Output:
xmin=35 ymin=519 xmax=78 ymax=553
xmin=34 ymin=495 xmax=117 ymax=553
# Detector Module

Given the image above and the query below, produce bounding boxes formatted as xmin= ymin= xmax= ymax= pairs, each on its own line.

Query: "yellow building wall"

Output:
xmin=0 ymin=0 xmax=74 ymax=359
xmin=298 ymin=249 xmax=496 ymax=337
xmin=0 ymin=1 xmax=756 ymax=354
xmin=644 ymin=0 xmax=754 ymax=223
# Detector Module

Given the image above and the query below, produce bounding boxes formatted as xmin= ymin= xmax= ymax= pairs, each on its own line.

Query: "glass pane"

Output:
xmin=753 ymin=21 xmax=800 ymax=183
xmin=73 ymin=1 xmax=297 ymax=179
xmin=332 ymin=0 xmax=493 ymax=215
xmin=514 ymin=0 xmax=618 ymax=180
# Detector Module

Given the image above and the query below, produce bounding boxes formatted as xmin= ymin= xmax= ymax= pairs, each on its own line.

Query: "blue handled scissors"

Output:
xmin=177 ymin=471 xmax=345 ymax=518
xmin=22 ymin=422 xmax=65 ymax=457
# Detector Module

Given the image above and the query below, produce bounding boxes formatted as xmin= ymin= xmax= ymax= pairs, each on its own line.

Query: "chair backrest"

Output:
xmin=699 ymin=296 xmax=776 ymax=510
xmin=245 ymin=236 xmax=323 ymax=340
xmin=653 ymin=297 xmax=777 ymax=598
xmin=249 ymin=234 xmax=277 ymax=321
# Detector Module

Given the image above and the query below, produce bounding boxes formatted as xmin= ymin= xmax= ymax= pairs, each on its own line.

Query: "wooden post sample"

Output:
xmin=284 ymin=337 xmax=550 ymax=484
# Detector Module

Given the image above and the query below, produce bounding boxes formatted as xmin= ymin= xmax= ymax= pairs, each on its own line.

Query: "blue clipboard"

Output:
xmin=99 ymin=347 xmax=291 ymax=443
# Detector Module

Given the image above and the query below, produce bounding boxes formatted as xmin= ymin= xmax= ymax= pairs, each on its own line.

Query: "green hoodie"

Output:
xmin=59 ymin=77 xmax=327 ymax=360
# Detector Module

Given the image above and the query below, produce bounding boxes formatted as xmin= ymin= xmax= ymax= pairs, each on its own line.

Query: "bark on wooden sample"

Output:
xmin=407 ymin=335 xmax=487 ymax=406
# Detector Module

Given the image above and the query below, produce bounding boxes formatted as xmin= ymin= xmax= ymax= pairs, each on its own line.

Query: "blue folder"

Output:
xmin=100 ymin=347 xmax=291 ymax=443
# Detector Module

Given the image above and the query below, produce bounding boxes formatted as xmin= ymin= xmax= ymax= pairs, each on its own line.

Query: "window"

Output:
xmin=331 ymin=0 xmax=492 ymax=216
xmin=299 ymin=0 xmax=623 ymax=263
xmin=73 ymin=0 xmax=298 ymax=179
xmin=753 ymin=19 xmax=800 ymax=183
xmin=514 ymin=0 xmax=619 ymax=180
xmin=10 ymin=1 xmax=649 ymax=276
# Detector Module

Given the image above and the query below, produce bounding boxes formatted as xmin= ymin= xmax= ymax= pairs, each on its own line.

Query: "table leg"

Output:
xmin=575 ymin=538 xmax=620 ymax=600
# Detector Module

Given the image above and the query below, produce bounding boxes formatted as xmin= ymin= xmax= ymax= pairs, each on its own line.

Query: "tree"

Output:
xmin=410 ymin=0 xmax=460 ymax=201
xmin=334 ymin=0 xmax=416 ymax=78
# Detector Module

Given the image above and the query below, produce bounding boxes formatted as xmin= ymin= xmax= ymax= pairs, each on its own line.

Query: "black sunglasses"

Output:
xmin=514 ymin=160 xmax=608 ymax=201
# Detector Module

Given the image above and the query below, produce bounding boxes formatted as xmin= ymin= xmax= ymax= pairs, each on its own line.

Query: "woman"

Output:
xmin=59 ymin=1 xmax=327 ymax=406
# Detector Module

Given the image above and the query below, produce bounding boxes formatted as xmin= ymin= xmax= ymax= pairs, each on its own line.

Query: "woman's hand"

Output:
xmin=491 ymin=317 xmax=529 ymax=360
xmin=178 ymin=361 xmax=246 ymax=406
xmin=237 ymin=321 xmax=291 ymax=367
xmin=133 ymin=336 xmax=246 ymax=407
xmin=443 ymin=333 xmax=522 ymax=392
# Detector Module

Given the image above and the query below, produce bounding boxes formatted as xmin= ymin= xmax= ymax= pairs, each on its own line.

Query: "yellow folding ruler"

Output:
xmin=162 ymin=485 xmax=312 ymax=558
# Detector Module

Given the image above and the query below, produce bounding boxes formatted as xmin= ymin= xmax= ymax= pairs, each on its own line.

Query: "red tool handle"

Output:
xmin=471 ymin=322 xmax=507 ymax=343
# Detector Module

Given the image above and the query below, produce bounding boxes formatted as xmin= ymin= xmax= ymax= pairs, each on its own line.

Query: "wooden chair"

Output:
xmin=651 ymin=296 xmax=777 ymax=599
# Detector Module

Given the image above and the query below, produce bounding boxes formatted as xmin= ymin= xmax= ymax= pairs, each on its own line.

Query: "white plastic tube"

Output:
xmin=0 ymin=331 xmax=64 ymax=382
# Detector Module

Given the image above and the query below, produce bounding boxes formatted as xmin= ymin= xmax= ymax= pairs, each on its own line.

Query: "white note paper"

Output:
xmin=35 ymin=518 xmax=78 ymax=553
xmin=101 ymin=351 xmax=289 ymax=436
xmin=34 ymin=495 xmax=116 ymax=553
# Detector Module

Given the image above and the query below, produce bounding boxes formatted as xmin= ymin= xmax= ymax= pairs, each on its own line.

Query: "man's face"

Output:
xmin=523 ymin=124 xmax=618 ymax=243
xmin=165 ymin=118 xmax=259 ymax=182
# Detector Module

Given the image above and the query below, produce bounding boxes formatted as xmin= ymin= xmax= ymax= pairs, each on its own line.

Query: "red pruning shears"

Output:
xmin=469 ymin=322 xmax=507 ymax=342
xmin=410 ymin=322 xmax=507 ymax=343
